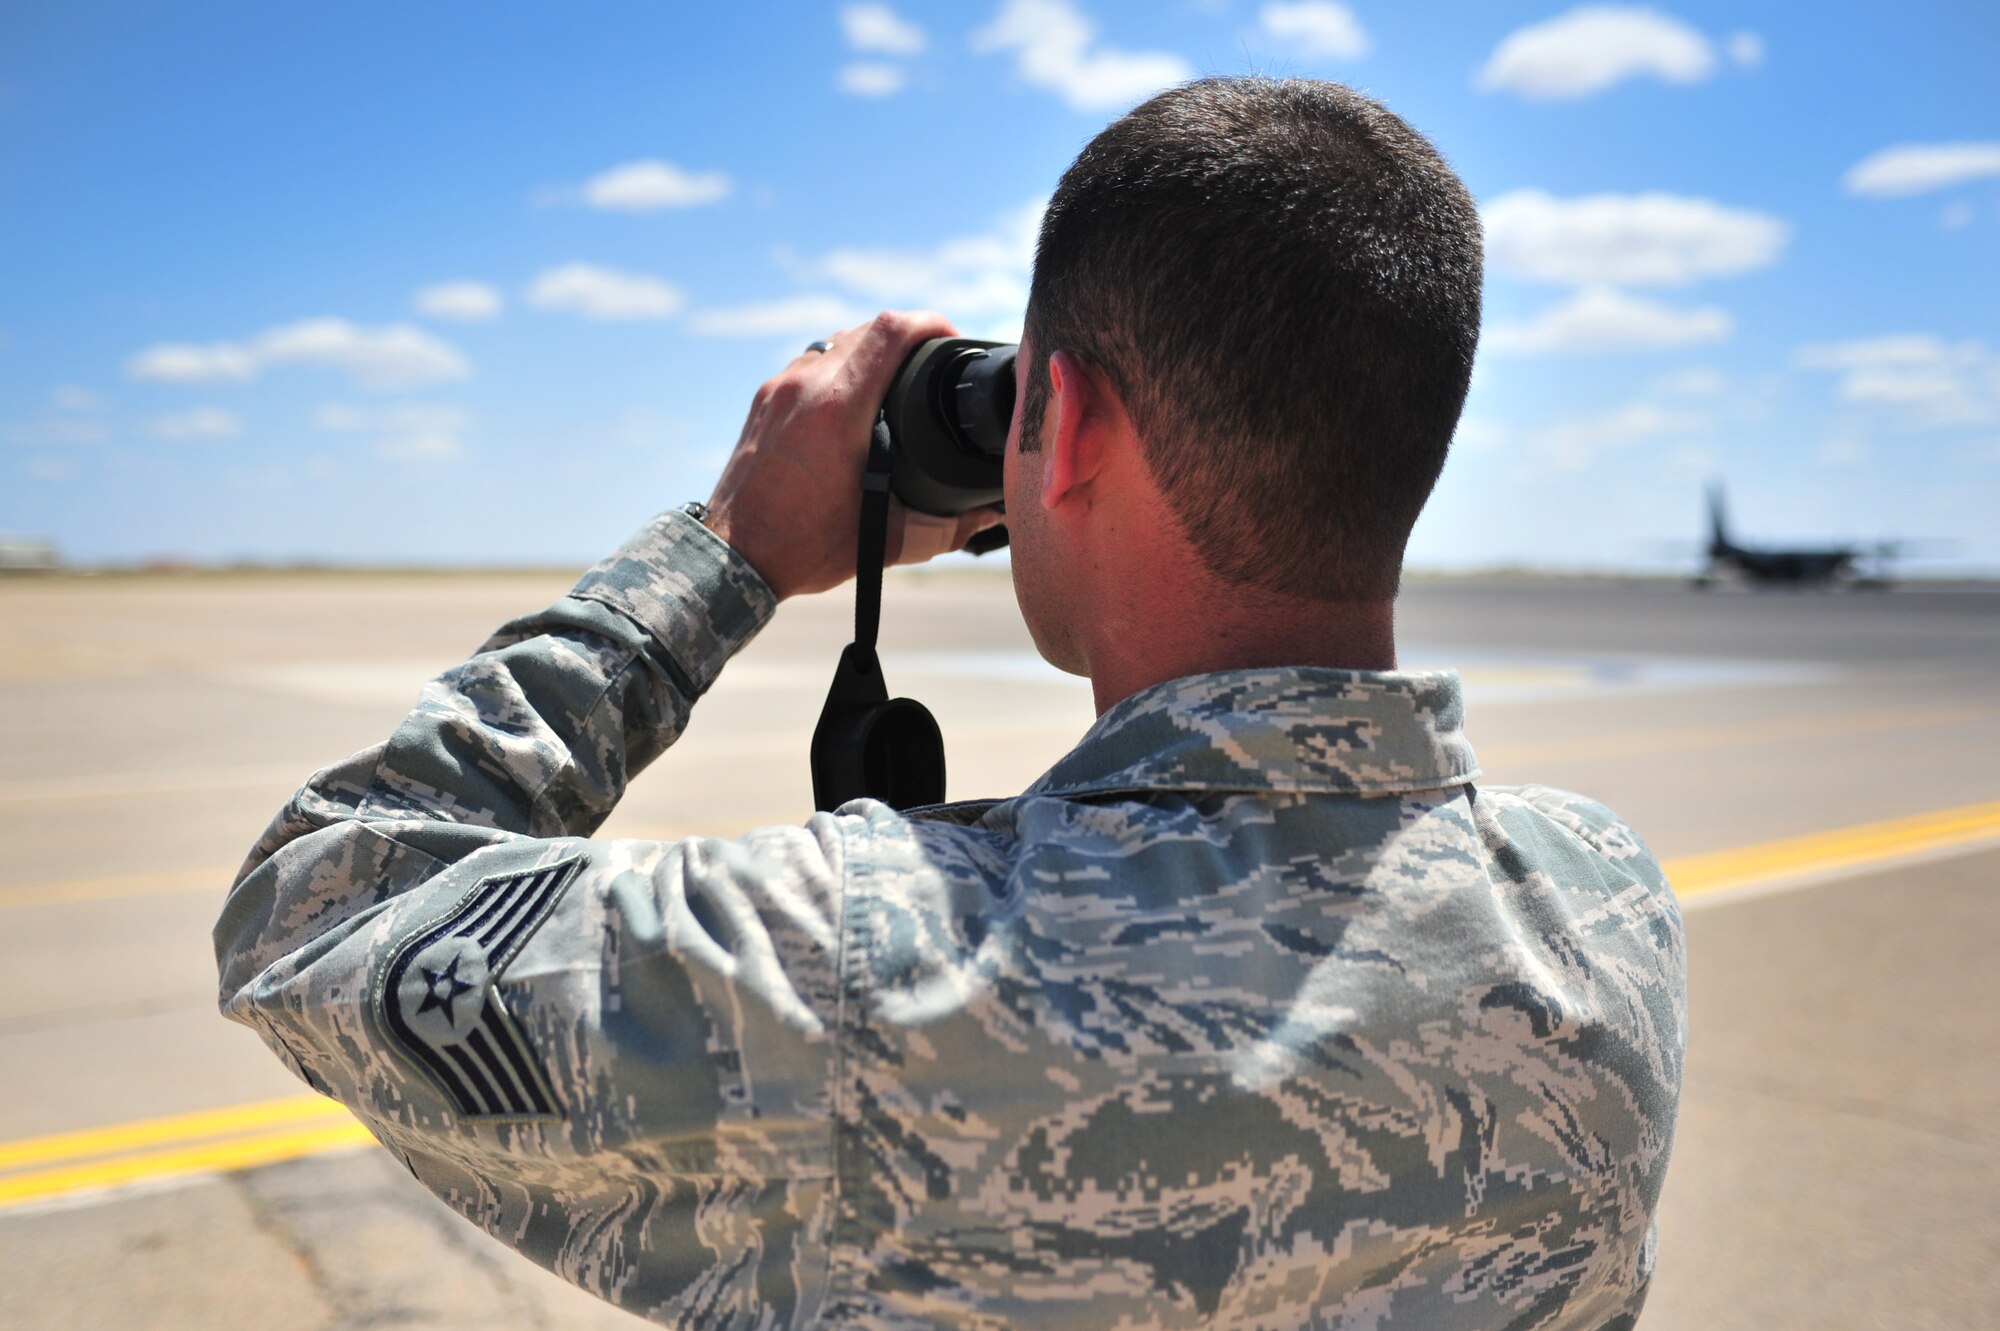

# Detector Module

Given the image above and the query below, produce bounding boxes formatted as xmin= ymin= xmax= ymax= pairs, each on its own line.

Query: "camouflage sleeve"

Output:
xmin=213 ymin=510 xmax=860 ymax=1325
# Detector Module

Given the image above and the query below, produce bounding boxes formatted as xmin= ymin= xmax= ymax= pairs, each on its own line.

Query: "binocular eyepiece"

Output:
xmin=880 ymin=338 xmax=1017 ymax=547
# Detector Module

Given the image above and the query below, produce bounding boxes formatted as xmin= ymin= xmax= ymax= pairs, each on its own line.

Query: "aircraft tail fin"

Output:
xmin=1706 ymin=482 xmax=1731 ymax=553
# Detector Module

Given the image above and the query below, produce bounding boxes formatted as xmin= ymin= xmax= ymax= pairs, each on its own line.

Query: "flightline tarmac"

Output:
xmin=2 ymin=571 xmax=1997 ymax=1329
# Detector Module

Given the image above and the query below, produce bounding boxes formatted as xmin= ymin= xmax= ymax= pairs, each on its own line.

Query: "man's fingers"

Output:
xmin=775 ymin=310 xmax=956 ymax=431
xmin=835 ymin=310 xmax=958 ymax=406
xmin=780 ymin=341 xmax=831 ymax=375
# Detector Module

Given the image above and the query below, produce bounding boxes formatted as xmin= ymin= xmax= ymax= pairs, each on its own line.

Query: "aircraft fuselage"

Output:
xmin=1705 ymin=543 xmax=1859 ymax=586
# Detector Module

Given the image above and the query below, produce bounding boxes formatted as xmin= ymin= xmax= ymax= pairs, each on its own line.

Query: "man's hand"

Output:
xmin=704 ymin=310 xmax=1004 ymax=601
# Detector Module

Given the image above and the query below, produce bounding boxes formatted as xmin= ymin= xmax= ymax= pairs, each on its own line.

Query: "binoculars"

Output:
xmin=880 ymin=337 xmax=1017 ymax=552
xmin=809 ymin=336 xmax=1021 ymax=813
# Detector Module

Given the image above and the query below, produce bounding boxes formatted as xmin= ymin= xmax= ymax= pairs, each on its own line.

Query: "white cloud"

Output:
xmin=1725 ymin=30 xmax=1764 ymax=69
xmin=1815 ymin=438 xmax=1867 ymax=466
xmin=838 ymin=62 xmax=907 ymax=97
xmin=1843 ymin=142 xmax=2000 ymax=198
xmin=127 ymin=320 xmax=470 ymax=390
xmin=527 ymin=263 xmax=685 ymax=321
xmin=973 ymin=0 xmax=1195 ymax=113
xmin=1259 ymin=2 xmax=1369 ymax=59
xmin=1482 ymin=190 xmax=1790 ymax=287
xmin=1476 ymin=6 xmax=1717 ymax=101
xmin=1795 ymin=335 xmax=2000 ymax=429
xmin=1841 ymin=372 xmax=1972 ymax=410
xmin=254 ymin=320 xmax=471 ymax=389
xmin=1654 ymin=366 xmax=1727 ymax=396
xmin=1941 ymin=201 xmax=1975 ymax=230
xmin=582 ymin=159 xmax=731 ymax=212
xmin=52 ymin=385 xmax=102 ymax=412
xmin=1532 ymin=401 xmax=1695 ymax=470
xmin=689 ymin=294 xmax=872 ymax=338
xmin=374 ymin=434 xmax=463 ymax=464
xmin=1794 ymin=334 xmax=1967 ymax=371
xmin=147 ymin=407 xmax=241 ymax=440
xmin=316 ymin=402 xmax=468 ymax=462
xmin=1485 ymin=285 xmax=1731 ymax=355
xmin=841 ymin=3 xmax=925 ymax=56
xmin=26 ymin=456 xmax=77 ymax=482
xmin=415 ymin=280 xmax=503 ymax=322
xmin=126 ymin=342 xmax=257 ymax=383
xmin=783 ymin=197 xmax=1045 ymax=320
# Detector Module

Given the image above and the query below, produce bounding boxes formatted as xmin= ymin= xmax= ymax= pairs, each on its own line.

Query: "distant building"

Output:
xmin=0 ymin=537 xmax=61 ymax=573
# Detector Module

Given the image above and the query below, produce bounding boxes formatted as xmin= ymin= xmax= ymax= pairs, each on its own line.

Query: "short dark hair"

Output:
xmin=1023 ymin=77 xmax=1481 ymax=601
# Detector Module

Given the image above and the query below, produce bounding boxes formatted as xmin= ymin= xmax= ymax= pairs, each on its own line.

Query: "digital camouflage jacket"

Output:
xmin=216 ymin=509 xmax=1687 ymax=1330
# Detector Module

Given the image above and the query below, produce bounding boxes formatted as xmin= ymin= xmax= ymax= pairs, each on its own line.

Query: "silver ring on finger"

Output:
xmin=804 ymin=339 xmax=833 ymax=354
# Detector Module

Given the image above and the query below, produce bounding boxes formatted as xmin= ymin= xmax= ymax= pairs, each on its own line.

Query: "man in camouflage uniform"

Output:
xmin=217 ymin=79 xmax=1685 ymax=1329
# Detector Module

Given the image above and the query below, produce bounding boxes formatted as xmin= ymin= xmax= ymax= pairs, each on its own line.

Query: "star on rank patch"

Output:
xmin=378 ymin=858 xmax=583 ymax=1120
xmin=418 ymin=953 xmax=477 ymax=1025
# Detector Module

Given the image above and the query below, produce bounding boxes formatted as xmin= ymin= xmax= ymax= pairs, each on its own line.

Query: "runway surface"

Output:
xmin=2 ymin=569 xmax=1996 ymax=1329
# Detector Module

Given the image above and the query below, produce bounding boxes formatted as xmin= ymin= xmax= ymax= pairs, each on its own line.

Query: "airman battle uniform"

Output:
xmin=217 ymin=509 xmax=1686 ymax=1330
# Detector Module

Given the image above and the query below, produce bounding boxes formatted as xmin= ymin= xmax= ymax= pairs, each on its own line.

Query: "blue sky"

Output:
xmin=3 ymin=0 xmax=1996 ymax=571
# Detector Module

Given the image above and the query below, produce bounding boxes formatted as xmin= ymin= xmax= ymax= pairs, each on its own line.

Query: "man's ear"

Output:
xmin=1040 ymin=350 xmax=1108 ymax=512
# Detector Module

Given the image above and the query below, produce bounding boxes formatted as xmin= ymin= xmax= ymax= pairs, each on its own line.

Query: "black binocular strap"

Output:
xmin=853 ymin=418 xmax=894 ymax=655
xmin=808 ymin=418 xmax=947 ymax=813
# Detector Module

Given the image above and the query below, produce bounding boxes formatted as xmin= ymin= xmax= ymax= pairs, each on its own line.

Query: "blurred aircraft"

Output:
xmin=1693 ymin=484 xmax=1906 ymax=589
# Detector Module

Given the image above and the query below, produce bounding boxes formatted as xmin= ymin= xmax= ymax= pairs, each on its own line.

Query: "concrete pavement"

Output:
xmin=2 ymin=570 xmax=1996 ymax=1327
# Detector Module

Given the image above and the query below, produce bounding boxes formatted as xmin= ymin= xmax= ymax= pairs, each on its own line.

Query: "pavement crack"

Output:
xmin=228 ymin=1167 xmax=348 ymax=1326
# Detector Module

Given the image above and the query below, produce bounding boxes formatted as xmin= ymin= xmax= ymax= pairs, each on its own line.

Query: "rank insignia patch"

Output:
xmin=379 ymin=858 xmax=583 ymax=1120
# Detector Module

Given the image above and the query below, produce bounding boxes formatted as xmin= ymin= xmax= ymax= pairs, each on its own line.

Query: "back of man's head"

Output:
xmin=1024 ymin=77 xmax=1482 ymax=603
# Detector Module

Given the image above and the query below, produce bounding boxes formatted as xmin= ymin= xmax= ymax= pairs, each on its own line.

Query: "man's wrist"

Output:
xmin=569 ymin=509 xmax=778 ymax=694
xmin=699 ymin=498 xmax=799 ymax=603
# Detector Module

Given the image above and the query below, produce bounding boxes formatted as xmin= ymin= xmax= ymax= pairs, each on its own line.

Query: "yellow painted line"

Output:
xmin=20 ymin=703 xmax=1967 ymax=909
xmin=0 ymin=1121 xmax=374 ymax=1207
xmin=1666 ymin=799 xmax=2000 ymax=901
xmin=0 ymin=1094 xmax=347 ymax=1173
xmin=0 ymin=866 xmax=233 ymax=910
xmin=0 ymin=801 xmax=1996 ymax=1210
xmin=0 ymin=1093 xmax=370 ymax=1211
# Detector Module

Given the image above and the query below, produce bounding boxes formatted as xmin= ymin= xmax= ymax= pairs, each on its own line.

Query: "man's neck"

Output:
xmin=1081 ymin=583 xmax=1397 ymax=716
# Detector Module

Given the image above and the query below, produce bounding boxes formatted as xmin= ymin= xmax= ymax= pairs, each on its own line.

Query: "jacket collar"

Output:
xmin=1024 ymin=667 xmax=1481 ymax=799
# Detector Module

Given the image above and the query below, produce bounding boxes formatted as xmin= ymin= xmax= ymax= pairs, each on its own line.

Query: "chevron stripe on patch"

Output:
xmin=379 ymin=858 xmax=583 ymax=1120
